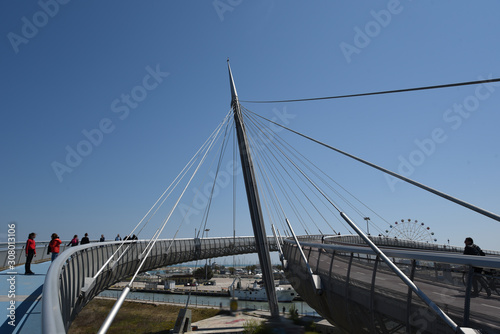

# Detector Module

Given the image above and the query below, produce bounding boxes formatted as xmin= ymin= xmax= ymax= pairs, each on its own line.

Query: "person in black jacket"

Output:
xmin=81 ymin=233 xmax=90 ymax=245
xmin=464 ymin=237 xmax=491 ymax=297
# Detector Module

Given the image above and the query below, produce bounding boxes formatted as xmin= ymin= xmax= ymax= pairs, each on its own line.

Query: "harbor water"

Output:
xmin=98 ymin=289 xmax=319 ymax=316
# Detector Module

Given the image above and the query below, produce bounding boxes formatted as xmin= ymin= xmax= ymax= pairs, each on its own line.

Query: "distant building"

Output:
xmin=167 ymin=274 xmax=194 ymax=285
xmin=164 ymin=280 xmax=176 ymax=290
xmin=145 ymin=282 xmax=158 ymax=289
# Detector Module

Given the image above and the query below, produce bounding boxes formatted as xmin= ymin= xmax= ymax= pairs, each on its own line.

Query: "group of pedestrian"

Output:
xmin=66 ymin=233 xmax=108 ymax=247
xmin=24 ymin=232 xmax=63 ymax=275
xmin=23 ymin=232 xmax=122 ymax=275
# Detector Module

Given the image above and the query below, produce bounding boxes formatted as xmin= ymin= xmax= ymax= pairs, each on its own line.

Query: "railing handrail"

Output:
xmin=325 ymin=234 xmax=500 ymax=255
xmin=286 ymin=238 xmax=500 ymax=269
xmin=42 ymin=236 xmax=277 ymax=333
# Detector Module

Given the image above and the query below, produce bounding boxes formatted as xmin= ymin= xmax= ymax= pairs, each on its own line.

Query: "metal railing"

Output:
xmin=41 ymin=236 xmax=277 ymax=333
xmin=0 ymin=240 xmax=104 ymax=270
xmin=283 ymin=236 xmax=500 ymax=333
xmin=326 ymin=235 xmax=500 ymax=256
xmin=0 ymin=241 xmax=70 ymax=270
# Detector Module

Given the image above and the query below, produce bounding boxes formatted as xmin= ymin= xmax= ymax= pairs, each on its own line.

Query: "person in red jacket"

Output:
xmin=25 ymin=232 xmax=36 ymax=275
xmin=49 ymin=233 xmax=62 ymax=262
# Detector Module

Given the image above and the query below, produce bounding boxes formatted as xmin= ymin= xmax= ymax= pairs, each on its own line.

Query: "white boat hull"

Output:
xmin=233 ymin=287 xmax=296 ymax=302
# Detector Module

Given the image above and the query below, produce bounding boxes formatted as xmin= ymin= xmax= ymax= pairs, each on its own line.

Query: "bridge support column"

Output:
xmin=173 ymin=308 xmax=192 ymax=333
xmin=228 ymin=60 xmax=280 ymax=318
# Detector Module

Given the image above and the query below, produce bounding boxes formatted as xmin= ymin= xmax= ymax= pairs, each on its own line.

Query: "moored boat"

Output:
xmin=231 ymin=280 xmax=296 ymax=302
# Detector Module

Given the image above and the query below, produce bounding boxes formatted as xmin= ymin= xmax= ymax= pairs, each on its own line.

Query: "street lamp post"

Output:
xmin=364 ymin=217 xmax=370 ymax=235
xmin=205 ymin=229 xmax=210 ymax=281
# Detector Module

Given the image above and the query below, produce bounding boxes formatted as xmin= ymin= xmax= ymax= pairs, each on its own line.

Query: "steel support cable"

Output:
xmin=242 ymin=111 xmax=349 ymax=228
xmin=249 ymin=113 xmax=500 ymax=223
xmin=243 ymin=110 xmax=349 ymax=234
xmin=127 ymin=111 xmax=228 ymax=278
xmin=245 ymin=115 xmax=312 ymax=236
xmin=258 ymin=135 xmax=347 ymax=234
xmin=92 ymin=111 xmax=232 ymax=280
xmin=242 ymin=108 xmax=354 ymax=220
xmin=244 ymin=122 xmax=292 ymax=235
xmin=244 ymin=119 xmax=296 ymax=225
xmin=247 ymin=128 xmax=313 ymax=238
xmin=250 ymin=123 xmax=343 ymax=216
xmin=117 ymin=113 xmax=232 ymax=262
xmin=244 ymin=119 xmax=313 ymax=235
xmin=198 ymin=118 xmax=234 ymax=239
xmin=247 ymin=139 xmax=283 ymax=230
xmin=164 ymin=122 xmax=236 ymax=308
xmin=247 ymin=128 xmax=323 ymax=235
xmin=132 ymin=110 xmax=231 ymax=237
xmin=240 ymin=77 xmax=500 ymax=104
xmin=190 ymin=122 xmax=232 ymax=239
xmin=97 ymin=111 xmax=231 ymax=334
xmin=138 ymin=114 xmax=232 ymax=291
xmin=244 ymin=111 xmax=345 ymax=235
xmin=244 ymin=110 xmax=328 ymax=232
xmin=254 ymin=119 xmax=461 ymax=331
xmin=251 ymin=155 xmax=282 ymax=239
xmin=244 ymin=117 xmax=294 ymax=234
xmin=243 ymin=107 xmax=385 ymax=228
xmin=93 ymin=154 xmax=197 ymax=279
xmin=254 ymin=132 xmax=341 ymax=237
xmin=246 ymin=109 xmax=470 ymax=238
xmin=257 ymin=153 xmax=310 ymax=235
xmin=175 ymin=115 xmax=234 ymax=240
xmin=244 ymin=126 xmax=293 ymax=235
xmin=232 ymin=111 xmax=295 ymax=236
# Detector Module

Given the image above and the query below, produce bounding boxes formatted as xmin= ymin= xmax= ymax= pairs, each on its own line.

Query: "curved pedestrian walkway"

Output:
xmin=0 ymin=261 xmax=49 ymax=334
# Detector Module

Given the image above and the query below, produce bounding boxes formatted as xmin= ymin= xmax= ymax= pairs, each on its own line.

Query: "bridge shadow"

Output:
xmin=0 ymin=285 xmax=43 ymax=334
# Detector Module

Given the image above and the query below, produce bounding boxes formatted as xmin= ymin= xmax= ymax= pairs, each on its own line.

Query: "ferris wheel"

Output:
xmin=385 ymin=219 xmax=437 ymax=243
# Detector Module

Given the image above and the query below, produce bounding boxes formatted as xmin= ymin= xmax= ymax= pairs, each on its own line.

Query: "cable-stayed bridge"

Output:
xmin=7 ymin=62 xmax=499 ymax=333
xmin=1 ymin=235 xmax=487 ymax=333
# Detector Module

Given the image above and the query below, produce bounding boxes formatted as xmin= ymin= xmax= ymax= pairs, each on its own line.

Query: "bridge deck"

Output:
xmin=0 ymin=261 xmax=49 ymax=334
xmin=283 ymin=237 xmax=500 ymax=333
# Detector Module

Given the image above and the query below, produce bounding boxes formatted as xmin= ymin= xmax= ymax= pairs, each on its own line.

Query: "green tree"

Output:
xmin=245 ymin=265 xmax=257 ymax=274
xmin=193 ymin=264 xmax=213 ymax=280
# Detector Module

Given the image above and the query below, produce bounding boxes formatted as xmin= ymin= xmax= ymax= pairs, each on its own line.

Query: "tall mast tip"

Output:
xmin=227 ymin=60 xmax=238 ymax=104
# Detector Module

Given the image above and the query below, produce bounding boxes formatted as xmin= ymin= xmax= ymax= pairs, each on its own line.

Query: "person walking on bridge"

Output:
xmin=464 ymin=237 xmax=491 ymax=297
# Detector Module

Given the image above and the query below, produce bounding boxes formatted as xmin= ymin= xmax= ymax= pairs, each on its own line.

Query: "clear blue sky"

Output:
xmin=1 ymin=1 xmax=499 ymax=253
